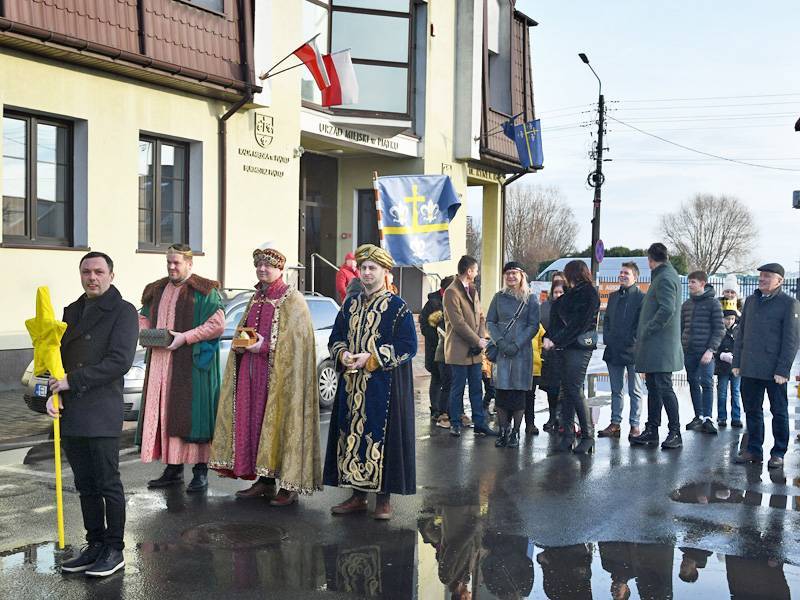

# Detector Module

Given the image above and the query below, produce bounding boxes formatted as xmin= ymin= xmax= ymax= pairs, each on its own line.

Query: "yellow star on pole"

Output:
xmin=25 ymin=286 xmax=67 ymax=549
xmin=25 ymin=287 xmax=67 ymax=380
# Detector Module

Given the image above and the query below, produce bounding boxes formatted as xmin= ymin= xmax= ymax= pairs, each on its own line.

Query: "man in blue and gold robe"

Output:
xmin=324 ymin=244 xmax=417 ymax=520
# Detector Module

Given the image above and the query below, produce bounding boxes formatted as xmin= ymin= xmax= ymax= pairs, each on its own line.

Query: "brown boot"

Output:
xmin=269 ymin=489 xmax=299 ymax=506
xmin=331 ymin=493 xmax=368 ymax=515
xmin=235 ymin=478 xmax=276 ymax=499
xmin=597 ymin=423 xmax=621 ymax=438
xmin=374 ymin=497 xmax=393 ymax=520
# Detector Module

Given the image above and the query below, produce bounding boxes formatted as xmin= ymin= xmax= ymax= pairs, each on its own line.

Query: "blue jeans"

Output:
xmin=716 ymin=373 xmax=741 ymax=421
xmin=607 ymin=362 xmax=643 ymax=426
xmin=449 ymin=364 xmax=486 ymax=429
xmin=741 ymin=376 xmax=789 ymax=458
xmin=684 ymin=353 xmax=714 ymax=418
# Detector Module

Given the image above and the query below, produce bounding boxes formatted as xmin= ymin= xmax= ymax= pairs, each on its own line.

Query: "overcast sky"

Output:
xmin=468 ymin=0 xmax=800 ymax=275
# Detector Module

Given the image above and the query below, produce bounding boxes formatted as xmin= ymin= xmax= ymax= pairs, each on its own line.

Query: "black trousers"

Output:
xmin=430 ymin=361 xmax=452 ymax=415
xmin=644 ymin=372 xmax=681 ymax=432
xmin=558 ymin=348 xmax=594 ymax=438
xmin=525 ymin=376 xmax=539 ymax=425
xmin=62 ymin=436 xmax=125 ymax=550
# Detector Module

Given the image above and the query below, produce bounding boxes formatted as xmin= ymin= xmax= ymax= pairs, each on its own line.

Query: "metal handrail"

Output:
xmin=310 ymin=253 xmax=341 ymax=295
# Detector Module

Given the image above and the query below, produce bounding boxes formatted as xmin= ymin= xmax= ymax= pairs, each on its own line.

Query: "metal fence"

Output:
xmin=597 ymin=276 xmax=800 ymax=303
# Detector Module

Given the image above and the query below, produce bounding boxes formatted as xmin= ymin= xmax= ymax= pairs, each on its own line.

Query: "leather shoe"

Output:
xmin=374 ymin=498 xmax=393 ymax=520
xmin=270 ymin=489 xmax=299 ymax=506
xmin=597 ymin=423 xmax=621 ymax=438
xmin=628 ymin=426 xmax=641 ymax=440
xmin=701 ymin=420 xmax=718 ymax=435
xmin=474 ymin=424 xmax=498 ymax=437
xmin=507 ymin=430 xmax=520 ymax=448
xmin=767 ymin=455 xmax=784 ymax=470
xmin=186 ymin=464 xmax=208 ymax=493
xmin=147 ymin=464 xmax=183 ymax=488
xmin=731 ymin=420 xmax=743 ymax=428
xmin=331 ymin=494 xmax=368 ymax=515
xmin=525 ymin=422 xmax=539 ymax=436
xmin=734 ymin=451 xmax=763 ymax=464
xmin=235 ymin=479 xmax=277 ymax=499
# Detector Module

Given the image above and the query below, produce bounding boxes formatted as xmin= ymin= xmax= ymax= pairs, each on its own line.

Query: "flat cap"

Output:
xmin=757 ymin=263 xmax=785 ymax=278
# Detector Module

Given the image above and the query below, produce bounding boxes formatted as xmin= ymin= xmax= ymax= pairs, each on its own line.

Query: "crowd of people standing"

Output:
xmin=422 ymin=243 xmax=800 ymax=465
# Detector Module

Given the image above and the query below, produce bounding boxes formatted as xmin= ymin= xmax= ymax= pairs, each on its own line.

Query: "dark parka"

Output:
xmin=714 ymin=321 xmax=738 ymax=376
xmin=602 ymin=284 xmax=644 ymax=366
xmin=60 ymin=285 xmax=139 ymax=437
xmin=733 ymin=288 xmax=800 ymax=380
xmin=680 ymin=284 xmax=725 ymax=356
xmin=486 ymin=291 xmax=540 ymax=390
xmin=419 ymin=290 xmax=445 ymax=373
xmin=547 ymin=281 xmax=600 ymax=350
xmin=634 ymin=262 xmax=684 ymax=373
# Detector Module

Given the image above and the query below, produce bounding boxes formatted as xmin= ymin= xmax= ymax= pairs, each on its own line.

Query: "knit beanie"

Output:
xmin=722 ymin=274 xmax=739 ymax=295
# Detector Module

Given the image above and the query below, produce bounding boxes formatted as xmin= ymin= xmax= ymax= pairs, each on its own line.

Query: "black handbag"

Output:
xmin=575 ymin=311 xmax=600 ymax=350
xmin=486 ymin=300 xmax=526 ymax=362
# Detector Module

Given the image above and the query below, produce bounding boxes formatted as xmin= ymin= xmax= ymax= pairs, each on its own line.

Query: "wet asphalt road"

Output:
xmin=1 ymin=380 xmax=799 ymax=599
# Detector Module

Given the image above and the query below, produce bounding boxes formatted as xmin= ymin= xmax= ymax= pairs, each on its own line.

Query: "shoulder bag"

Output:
xmin=485 ymin=300 xmax=526 ymax=362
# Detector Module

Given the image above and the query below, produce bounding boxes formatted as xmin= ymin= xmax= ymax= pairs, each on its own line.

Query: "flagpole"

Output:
xmin=258 ymin=33 xmax=321 ymax=81
xmin=373 ymin=171 xmax=384 ymax=249
xmin=52 ymin=393 xmax=65 ymax=549
xmin=259 ymin=48 xmax=352 ymax=82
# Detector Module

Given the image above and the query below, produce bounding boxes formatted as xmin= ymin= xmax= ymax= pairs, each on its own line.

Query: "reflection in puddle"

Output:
xmin=0 ymin=542 xmax=70 ymax=574
xmin=671 ymin=482 xmax=800 ymax=511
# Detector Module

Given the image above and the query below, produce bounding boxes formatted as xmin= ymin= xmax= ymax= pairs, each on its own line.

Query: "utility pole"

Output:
xmin=579 ymin=53 xmax=606 ymax=279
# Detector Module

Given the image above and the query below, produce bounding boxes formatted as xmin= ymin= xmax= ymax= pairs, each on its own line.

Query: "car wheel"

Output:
xmin=317 ymin=359 xmax=338 ymax=409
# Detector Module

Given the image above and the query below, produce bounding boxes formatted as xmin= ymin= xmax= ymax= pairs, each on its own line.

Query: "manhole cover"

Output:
xmin=181 ymin=522 xmax=287 ymax=549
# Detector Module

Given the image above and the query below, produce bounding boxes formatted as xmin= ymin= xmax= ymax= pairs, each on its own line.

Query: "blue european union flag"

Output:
xmin=502 ymin=117 xmax=543 ymax=169
xmin=376 ymin=175 xmax=461 ymax=266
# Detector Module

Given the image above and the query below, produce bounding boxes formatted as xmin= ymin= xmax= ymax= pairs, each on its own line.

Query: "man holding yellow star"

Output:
xmin=47 ymin=252 xmax=138 ymax=577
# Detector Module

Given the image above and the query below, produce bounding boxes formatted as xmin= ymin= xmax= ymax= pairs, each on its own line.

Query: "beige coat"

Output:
xmin=443 ymin=277 xmax=487 ymax=365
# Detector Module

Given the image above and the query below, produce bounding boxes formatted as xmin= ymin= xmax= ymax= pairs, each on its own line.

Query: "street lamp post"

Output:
xmin=579 ymin=52 xmax=605 ymax=279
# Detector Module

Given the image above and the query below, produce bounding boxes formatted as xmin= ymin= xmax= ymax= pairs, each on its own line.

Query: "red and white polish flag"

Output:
xmin=293 ymin=37 xmax=330 ymax=90
xmin=322 ymin=50 xmax=360 ymax=107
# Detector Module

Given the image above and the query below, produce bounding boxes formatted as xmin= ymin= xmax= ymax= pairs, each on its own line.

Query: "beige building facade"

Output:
xmin=0 ymin=0 xmax=538 ymax=384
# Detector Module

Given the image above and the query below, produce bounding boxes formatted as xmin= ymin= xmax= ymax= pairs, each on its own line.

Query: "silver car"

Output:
xmin=22 ymin=291 xmax=340 ymax=420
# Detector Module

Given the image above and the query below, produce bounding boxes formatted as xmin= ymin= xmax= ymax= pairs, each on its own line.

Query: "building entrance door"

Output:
xmin=299 ymin=153 xmax=338 ymax=297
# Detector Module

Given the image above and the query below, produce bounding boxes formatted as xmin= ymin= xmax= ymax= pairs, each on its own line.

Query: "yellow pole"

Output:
xmin=52 ymin=392 xmax=65 ymax=549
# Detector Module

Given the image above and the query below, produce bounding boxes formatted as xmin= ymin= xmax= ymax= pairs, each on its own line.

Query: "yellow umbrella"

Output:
xmin=25 ymin=287 xmax=67 ymax=549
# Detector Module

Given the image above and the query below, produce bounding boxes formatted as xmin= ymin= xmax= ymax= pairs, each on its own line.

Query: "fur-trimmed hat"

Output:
xmin=252 ymin=248 xmax=286 ymax=270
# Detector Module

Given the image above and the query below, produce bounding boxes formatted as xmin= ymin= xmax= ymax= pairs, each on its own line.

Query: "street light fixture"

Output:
xmin=579 ymin=52 xmax=606 ymax=279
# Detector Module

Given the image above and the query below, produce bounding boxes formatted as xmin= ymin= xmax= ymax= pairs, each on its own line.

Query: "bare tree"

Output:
xmin=466 ymin=216 xmax=482 ymax=262
xmin=659 ymin=194 xmax=758 ymax=274
xmin=504 ymin=185 xmax=578 ymax=271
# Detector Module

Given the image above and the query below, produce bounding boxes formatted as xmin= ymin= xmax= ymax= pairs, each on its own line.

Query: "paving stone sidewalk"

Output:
xmin=0 ymin=388 xmax=53 ymax=442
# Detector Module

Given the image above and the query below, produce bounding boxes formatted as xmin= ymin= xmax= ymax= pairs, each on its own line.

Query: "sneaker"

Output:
xmin=461 ymin=415 xmax=473 ymax=428
xmin=630 ymin=426 xmax=659 ymax=446
xmin=85 ymin=546 xmax=125 ymax=578
xmin=661 ymin=431 xmax=683 ymax=450
xmin=450 ymin=426 xmax=462 ymax=437
xmin=61 ymin=542 xmax=104 ymax=573
xmin=435 ymin=415 xmax=451 ymax=429
xmin=701 ymin=420 xmax=718 ymax=435
xmin=731 ymin=420 xmax=743 ymax=429
xmin=685 ymin=417 xmax=703 ymax=431
xmin=717 ymin=420 xmax=727 ymax=428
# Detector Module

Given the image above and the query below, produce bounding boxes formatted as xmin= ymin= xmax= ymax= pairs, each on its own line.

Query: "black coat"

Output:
xmin=602 ymin=284 xmax=643 ymax=366
xmin=733 ymin=288 xmax=800 ymax=380
xmin=60 ymin=285 xmax=139 ymax=437
xmin=419 ymin=290 xmax=444 ymax=372
xmin=680 ymin=284 xmax=725 ymax=356
xmin=714 ymin=323 xmax=737 ymax=376
xmin=547 ymin=281 xmax=600 ymax=350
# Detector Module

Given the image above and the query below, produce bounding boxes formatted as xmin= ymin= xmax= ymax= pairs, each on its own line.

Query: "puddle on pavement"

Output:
xmin=671 ymin=481 xmax=800 ymax=511
xmin=1 ymin=529 xmax=799 ymax=599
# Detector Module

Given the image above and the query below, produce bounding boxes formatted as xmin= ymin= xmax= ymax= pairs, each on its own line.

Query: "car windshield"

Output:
xmin=223 ymin=295 xmax=339 ymax=335
xmin=307 ymin=298 xmax=339 ymax=330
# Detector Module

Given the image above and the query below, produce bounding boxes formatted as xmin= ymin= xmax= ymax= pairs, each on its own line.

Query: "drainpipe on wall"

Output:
xmin=218 ymin=91 xmax=253 ymax=287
